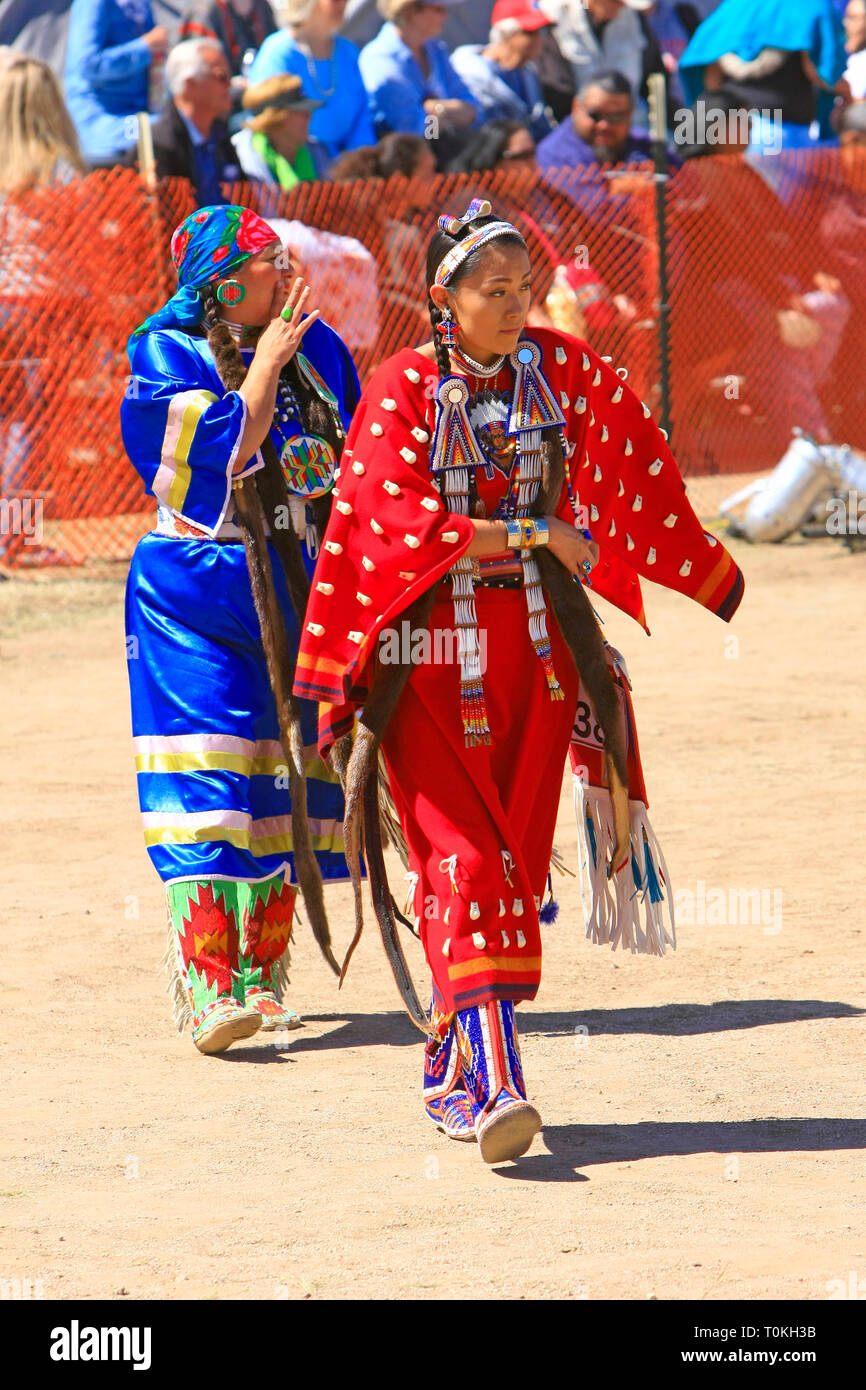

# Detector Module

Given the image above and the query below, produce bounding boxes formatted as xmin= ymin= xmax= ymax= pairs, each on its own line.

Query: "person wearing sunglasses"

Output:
xmin=537 ymin=67 xmax=654 ymax=168
xmin=143 ymin=38 xmax=242 ymax=202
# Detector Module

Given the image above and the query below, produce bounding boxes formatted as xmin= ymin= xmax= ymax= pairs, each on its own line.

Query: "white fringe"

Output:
xmin=161 ymin=907 xmax=192 ymax=1034
xmin=572 ymin=778 xmax=676 ymax=956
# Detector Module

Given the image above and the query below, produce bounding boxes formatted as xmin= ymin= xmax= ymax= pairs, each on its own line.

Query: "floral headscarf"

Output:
xmin=129 ymin=204 xmax=279 ymax=350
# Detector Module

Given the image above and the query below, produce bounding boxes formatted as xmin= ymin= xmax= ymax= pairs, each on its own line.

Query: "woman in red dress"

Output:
xmin=295 ymin=200 xmax=744 ymax=1164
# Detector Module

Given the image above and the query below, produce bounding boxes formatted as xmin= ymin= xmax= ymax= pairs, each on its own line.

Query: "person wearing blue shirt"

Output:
xmin=451 ymin=0 xmax=554 ymax=143
xmin=537 ymin=68 xmax=655 ymax=169
xmin=64 ymin=0 xmax=167 ymax=163
xmin=359 ymin=0 xmax=479 ymax=164
xmin=248 ymin=0 xmax=376 ymax=158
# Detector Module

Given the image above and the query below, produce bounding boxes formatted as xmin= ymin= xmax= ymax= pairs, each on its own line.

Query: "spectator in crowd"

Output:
xmin=177 ymin=0 xmax=277 ymax=79
xmin=0 ymin=56 xmax=86 ymax=192
xmin=539 ymin=0 xmax=648 ymax=104
xmin=536 ymin=68 xmax=654 ymax=168
xmin=450 ymin=0 xmax=554 ymax=142
xmin=815 ymin=99 xmax=866 ymax=439
xmin=359 ymin=0 xmax=479 ymax=166
xmin=248 ymin=0 xmax=376 ymax=158
xmin=838 ymin=88 xmax=866 ymax=139
xmin=145 ymin=38 xmax=240 ymax=200
xmin=634 ymin=1 xmax=690 ymax=120
xmin=64 ymin=0 xmax=169 ymax=164
xmin=330 ymin=129 xmax=436 ymax=178
xmin=232 ymin=72 xmax=327 ymax=186
xmin=447 ymin=117 xmax=538 ymax=172
xmin=0 ymin=54 xmax=89 ymax=564
xmin=679 ymin=0 xmax=848 ymax=150
xmin=670 ymin=90 xmax=849 ymax=467
xmin=842 ymin=0 xmax=866 ymax=96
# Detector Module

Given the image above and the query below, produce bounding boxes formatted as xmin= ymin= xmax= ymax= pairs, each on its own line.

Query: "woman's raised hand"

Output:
xmin=255 ymin=277 xmax=321 ymax=371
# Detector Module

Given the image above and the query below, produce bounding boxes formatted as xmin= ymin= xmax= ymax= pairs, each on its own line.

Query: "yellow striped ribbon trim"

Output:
xmin=165 ymin=390 xmax=218 ymax=512
xmin=143 ymin=825 xmax=345 ymax=855
xmin=135 ymin=750 xmax=339 ymax=783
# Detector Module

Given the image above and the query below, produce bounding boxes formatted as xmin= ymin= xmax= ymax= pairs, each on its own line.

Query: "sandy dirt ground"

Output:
xmin=1 ymin=504 xmax=864 ymax=1303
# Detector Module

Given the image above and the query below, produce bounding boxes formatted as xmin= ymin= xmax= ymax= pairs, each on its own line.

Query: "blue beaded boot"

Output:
xmin=455 ymin=1001 xmax=542 ymax=1163
xmin=423 ymin=1018 xmax=478 ymax=1143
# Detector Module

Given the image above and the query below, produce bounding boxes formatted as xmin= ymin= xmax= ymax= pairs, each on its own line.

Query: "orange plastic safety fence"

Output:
xmin=1 ymin=149 xmax=863 ymax=568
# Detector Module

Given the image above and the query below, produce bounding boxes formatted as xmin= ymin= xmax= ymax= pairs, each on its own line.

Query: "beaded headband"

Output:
xmin=433 ymin=198 xmax=525 ymax=288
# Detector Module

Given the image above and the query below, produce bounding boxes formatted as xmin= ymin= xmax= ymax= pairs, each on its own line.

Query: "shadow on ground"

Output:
xmin=521 ymin=999 xmax=864 ymax=1037
xmin=220 ymin=999 xmax=862 ymax=1062
xmin=491 ymin=1117 xmax=866 ymax=1181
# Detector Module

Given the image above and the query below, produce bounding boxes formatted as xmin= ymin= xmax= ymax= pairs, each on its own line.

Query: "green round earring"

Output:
xmin=216 ymin=279 xmax=245 ymax=306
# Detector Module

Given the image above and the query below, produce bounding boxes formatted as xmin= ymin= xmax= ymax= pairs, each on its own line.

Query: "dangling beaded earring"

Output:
xmin=216 ymin=279 xmax=246 ymax=306
xmin=436 ymin=305 xmax=459 ymax=350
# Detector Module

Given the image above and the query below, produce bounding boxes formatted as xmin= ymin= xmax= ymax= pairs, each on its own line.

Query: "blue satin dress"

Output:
xmin=121 ymin=317 xmax=359 ymax=887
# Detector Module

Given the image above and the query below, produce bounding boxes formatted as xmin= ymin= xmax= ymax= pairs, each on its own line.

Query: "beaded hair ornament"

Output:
xmin=433 ymin=198 xmax=521 ymax=288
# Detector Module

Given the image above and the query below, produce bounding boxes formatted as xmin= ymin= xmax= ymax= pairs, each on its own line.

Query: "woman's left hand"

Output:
xmin=546 ymin=516 xmax=600 ymax=578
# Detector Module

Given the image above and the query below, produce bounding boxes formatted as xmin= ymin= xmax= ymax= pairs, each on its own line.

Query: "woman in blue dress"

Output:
xmin=122 ymin=204 xmax=359 ymax=1054
xmin=249 ymin=0 xmax=376 ymax=160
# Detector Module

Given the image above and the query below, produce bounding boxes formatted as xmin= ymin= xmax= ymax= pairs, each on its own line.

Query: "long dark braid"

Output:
xmin=200 ymin=288 xmax=340 ymax=976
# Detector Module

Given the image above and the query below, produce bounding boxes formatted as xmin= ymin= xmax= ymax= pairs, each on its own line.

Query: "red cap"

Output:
xmin=490 ymin=0 xmax=553 ymax=32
